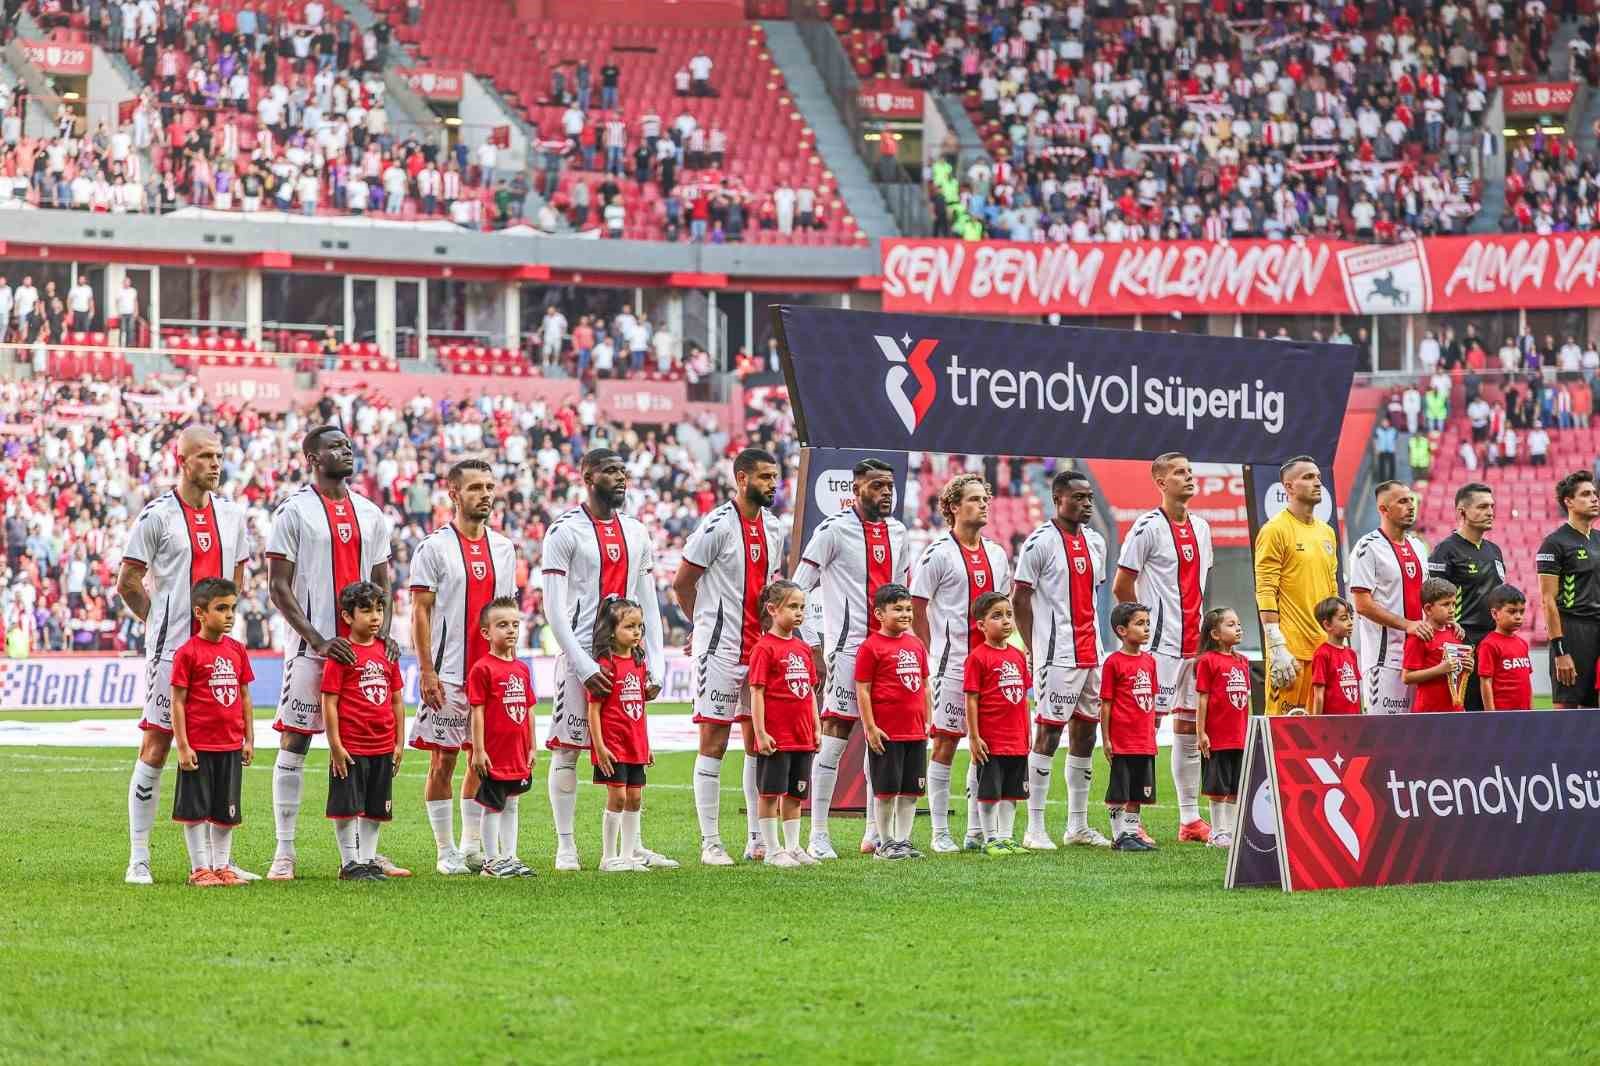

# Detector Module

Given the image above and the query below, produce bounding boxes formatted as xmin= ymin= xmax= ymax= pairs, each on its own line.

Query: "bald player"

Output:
xmin=119 ymin=426 xmax=252 ymax=884
xmin=1349 ymin=481 xmax=1429 ymax=715
xmin=1254 ymin=456 xmax=1340 ymax=715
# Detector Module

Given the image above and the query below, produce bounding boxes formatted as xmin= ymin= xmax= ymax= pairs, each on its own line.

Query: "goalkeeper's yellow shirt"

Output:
xmin=1253 ymin=508 xmax=1340 ymax=661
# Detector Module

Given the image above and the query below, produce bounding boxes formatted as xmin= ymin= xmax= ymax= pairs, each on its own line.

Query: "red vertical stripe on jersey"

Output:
xmin=861 ymin=515 xmax=894 ymax=617
xmin=1056 ymin=524 xmax=1099 ymax=667
xmin=320 ymin=490 xmax=365 ymax=638
xmin=456 ymin=527 xmax=497 ymax=676
xmin=739 ymin=515 xmax=768 ymax=663
xmin=1165 ymin=515 xmax=1203 ymax=658
xmin=956 ymin=538 xmax=995 ymax=652
xmin=1388 ymin=536 xmax=1424 ymax=620
xmin=178 ymin=497 xmax=222 ymax=636
xmin=587 ymin=506 xmax=630 ymax=601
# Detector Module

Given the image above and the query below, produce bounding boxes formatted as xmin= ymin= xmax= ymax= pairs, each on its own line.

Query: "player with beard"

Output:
xmin=1254 ymin=456 xmax=1340 ymax=717
xmin=1349 ymin=481 xmax=1429 ymax=715
xmin=1113 ymin=453 xmax=1214 ymax=843
xmin=408 ymin=460 xmax=519 ymax=873
xmin=1426 ymin=483 xmax=1506 ymax=712
xmin=1013 ymin=470 xmax=1110 ymax=850
xmin=264 ymin=426 xmax=398 ymax=881
xmin=119 ymin=425 xmax=252 ymax=884
xmin=911 ymin=473 xmax=1011 ymax=853
xmin=539 ymin=449 xmax=671 ymax=871
xmin=673 ymin=448 xmax=786 ymax=866
xmin=794 ymin=458 xmax=911 ymax=860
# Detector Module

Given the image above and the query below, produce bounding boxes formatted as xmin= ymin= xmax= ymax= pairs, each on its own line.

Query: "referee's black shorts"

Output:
xmin=1461 ymin=627 xmax=1491 ymax=713
xmin=1552 ymin=615 xmax=1600 ymax=708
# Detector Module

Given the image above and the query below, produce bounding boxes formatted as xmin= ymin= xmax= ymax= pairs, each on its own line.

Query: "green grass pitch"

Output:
xmin=3 ymin=708 xmax=1598 ymax=1065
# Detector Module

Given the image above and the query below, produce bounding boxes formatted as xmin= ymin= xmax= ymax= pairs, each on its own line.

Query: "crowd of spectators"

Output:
xmin=838 ymin=0 xmax=1527 ymax=243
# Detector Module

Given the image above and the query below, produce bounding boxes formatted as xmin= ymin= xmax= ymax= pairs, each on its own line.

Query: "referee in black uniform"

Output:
xmin=1536 ymin=471 xmax=1600 ymax=708
xmin=1427 ymin=482 xmax=1506 ymax=712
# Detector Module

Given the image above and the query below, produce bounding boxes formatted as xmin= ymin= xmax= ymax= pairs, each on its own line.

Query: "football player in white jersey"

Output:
xmin=1349 ymin=480 xmax=1430 ymax=715
xmin=264 ymin=426 xmax=397 ymax=881
xmin=408 ymin=459 xmax=520 ymax=873
xmin=117 ymin=426 xmax=252 ymax=884
xmin=1112 ymin=452 xmax=1215 ymax=844
xmin=793 ymin=458 xmax=911 ymax=859
xmin=672 ymin=448 xmax=786 ymax=866
xmin=1012 ymin=470 xmax=1112 ymax=850
xmin=910 ymin=473 xmax=1010 ymax=853
xmin=539 ymin=449 xmax=670 ymax=872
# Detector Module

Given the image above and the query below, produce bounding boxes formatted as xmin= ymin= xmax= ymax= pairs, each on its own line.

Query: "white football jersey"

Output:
xmin=1348 ymin=528 xmax=1428 ymax=671
xmin=539 ymin=504 xmax=656 ymax=672
xmin=1013 ymin=520 xmax=1107 ymax=670
xmin=408 ymin=524 xmax=519 ymax=684
xmin=265 ymin=485 xmax=392 ymax=656
xmin=123 ymin=491 xmax=251 ymax=662
xmin=680 ymin=501 xmax=786 ymax=664
xmin=794 ymin=507 xmax=911 ymax=656
xmin=1116 ymin=508 xmax=1213 ymax=659
xmin=910 ymin=533 xmax=1011 ymax=677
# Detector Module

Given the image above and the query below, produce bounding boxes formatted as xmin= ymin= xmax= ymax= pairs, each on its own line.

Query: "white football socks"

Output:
xmin=873 ymin=793 xmax=893 ymax=845
xmin=862 ymin=745 xmax=879 ymax=843
xmin=742 ymin=754 xmax=761 ymax=843
xmin=182 ymin=823 xmax=209 ymax=871
xmin=927 ymin=759 xmax=952 ymax=834
xmin=693 ymin=754 xmax=723 ymax=846
xmin=426 ymin=799 xmax=455 ymax=853
xmin=272 ymin=749 xmax=306 ymax=859
xmin=1026 ymin=751 xmax=1053 ymax=835
xmin=459 ymin=794 xmax=484 ymax=850
xmin=760 ymin=815 xmax=780 ymax=855
xmin=209 ymin=825 xmax=233 ymax=870
xmin=1173 ymin=732 xmax=1202 ymax=824
xmin=356 ymin=819 xmax=381 ymax=864
xmin=601 ymin=809 xmax=621 ymax=863
xmin=127 ymin=758 xmax=162 ymax=863
xmin=1212 ymin=799 xmax=1235 ymax=835
xmin=621 ymin=810 xmax=642 ymax=861
xmin=809 ymin=734 xmax=848 ymax=839
xmin=334 ymin=819 xmax=359 ymax=865
xmin=782 ymin=817 xmax=801 ymax=852
xmin=980 ymin=802 xmax=998 ymax=841
xmin=549 ymin=749 xmax=579 ymax=850
xmin=481 ymin=808 xmax=503 ymax=860
xmin=1065 ymin=754 xmax=1093 ymax=834
xmin=1107 ymin=805 xmax=1124 ymax=838
xmin=997 ymin=799 xmax=1017 ymax=841
xmin=965 ymin=762 xmax=983 ymax=839
xmin=894 ymin=795 xmax=917 ymax=842
xmin=502 ymin=796 xmax=521 ymax=858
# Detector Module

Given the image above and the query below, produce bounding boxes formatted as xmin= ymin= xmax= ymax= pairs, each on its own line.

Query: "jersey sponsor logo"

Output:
xmin=784 ymin=652 xmax=812 ymax=698
xmin=1305 ymin=752 xmax=1376 ymax=863
xmin=358 ymin=659 xmax=390 ymax=706
xmin=1501 ymin=657 xmax=1533 ymax=671
xmin=998 ymin=660 xmax=1025 ymax=703
xmin=196 ymin=531 xmax=213 ymax=552
xmin=1132 ymin=668 xmax=1155 ymax=712
xmin=471 ymin=561 xmax=487 ymax=579
xmin=337 ymin=522 xmax=353 ymax=544
xmin=618 ymin=671 xmax=645 ymax=719
xmin=606 ymin=543 xmax=621 ymax=562
xmin=209 ymin=656 xmax=240 ymax=706
xmin=895 ymin=648 xmax=923 ymax=691
xmin=875 ymin=333 xmax=939 ymax=434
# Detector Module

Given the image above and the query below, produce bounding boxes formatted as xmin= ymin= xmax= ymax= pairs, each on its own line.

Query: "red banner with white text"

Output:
xmin=880 ymin=235 xmax=1600 ymax=317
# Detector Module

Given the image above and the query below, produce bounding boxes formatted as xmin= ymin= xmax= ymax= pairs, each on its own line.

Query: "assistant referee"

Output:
xmin=1426 ymin=482 xmax=1506 ymax=712
xmin=1536 ymin=471 xmax=1600 ymax=709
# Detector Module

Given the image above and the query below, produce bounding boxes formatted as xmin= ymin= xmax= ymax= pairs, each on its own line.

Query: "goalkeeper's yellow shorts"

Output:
xmin=1266 ymin=661 xmax=1316 ymax=716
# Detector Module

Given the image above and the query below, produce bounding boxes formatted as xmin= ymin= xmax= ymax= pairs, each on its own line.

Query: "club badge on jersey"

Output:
xmin=998 ymin=661 xmax=1026 ymax=703
xmin=895 ymin=649 xmax=923 ymax=691
xmin=359 ymin=660 xmax=390 ymax=705
xmin=784 ymin=651 xmax=812 ymax=698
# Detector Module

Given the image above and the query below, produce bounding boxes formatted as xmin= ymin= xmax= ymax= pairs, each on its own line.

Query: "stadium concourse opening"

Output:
xmin=771 ymin=306 xmax=1360 ymax=812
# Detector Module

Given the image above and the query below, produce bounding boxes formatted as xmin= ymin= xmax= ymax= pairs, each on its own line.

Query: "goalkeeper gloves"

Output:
xmin=1264 ymin=622 xmax=1300 ymax=689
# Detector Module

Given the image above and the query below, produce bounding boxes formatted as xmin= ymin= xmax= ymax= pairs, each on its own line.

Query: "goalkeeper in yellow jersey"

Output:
xmin=1254 ymin=457 xmax=1340 ymax=715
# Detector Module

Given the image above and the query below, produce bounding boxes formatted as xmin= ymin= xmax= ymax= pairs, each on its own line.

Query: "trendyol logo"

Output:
xmin=1306 ymin=752 xmax=1374 ymax=863
xmin=875 ymin=334 xmax=938 ymax=434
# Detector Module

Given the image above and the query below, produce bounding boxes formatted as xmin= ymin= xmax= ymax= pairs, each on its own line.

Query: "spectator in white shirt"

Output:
xmin=67 ymin=280 xmax=95 ymax=332
xmin=1417 ymin=329 xmax=1440 ymax=373
xmin=1528 ymin=423 xmax=1550 ymax=466
xmin=603 ymin=195 xmax=626 ymax=238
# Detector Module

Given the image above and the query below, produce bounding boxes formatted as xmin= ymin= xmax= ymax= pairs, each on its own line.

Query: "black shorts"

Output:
xmin=593 ymin=761 xmax=647 ymax=787
xmin=172 ymin=749 xmax=243 ymax=826
xmin=475 ymin=774 xmax=533 ymax=813
xmin=1105 ymin=754 xmax=1157 ymax=806
xmin=1552 ymin=615 xmax=1600 ymax=707
xmin=326 ymin=753 xmax=395 ymax=821
xmin=1202 ymin=749 xmax=1243 ymax=799
xmin=976 ymin=753 xmax=1027 ymax=802
xmin=756 ymin=749 xmax=813 ymax=799
xmin=867 ymin=739 xmax=927 ymax=797
xmin=1461 ymin=628 xmax=1491 ymax=712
